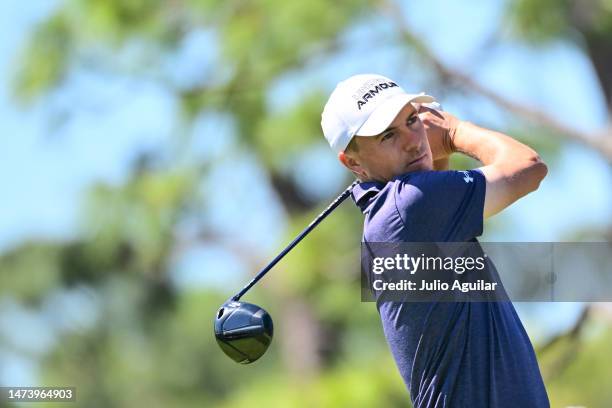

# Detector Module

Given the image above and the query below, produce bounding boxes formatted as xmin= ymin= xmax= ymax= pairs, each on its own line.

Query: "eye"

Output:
xmin=381 ymin=132 xmax=395 ymax=142
xmin=406 ymin=113 xmax=418 ymax=127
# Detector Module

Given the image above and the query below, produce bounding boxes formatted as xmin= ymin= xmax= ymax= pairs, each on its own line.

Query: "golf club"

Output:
xmin=214 ymin=180 xmax=359 ymax=364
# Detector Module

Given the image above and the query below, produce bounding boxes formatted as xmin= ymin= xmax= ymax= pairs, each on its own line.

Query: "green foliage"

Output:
xmin=35 ymin=289 xmax=267 ymax=407
xmin=14 ymin=13 xmax=72 ymax=102
xmin=218 ymin=353 xmax=411 ymax=408
xmin=507 ymin=0 xmax=612 ymax=42
xmin=539 ymin=323 xmax=612 ymax=407
xmin=255 ymin=92 xmax=328 ymax=169
xmin=82 ymin=167 xmax=198 ymax=275
xmin=75 ymin=0 xmax=169 ymax=40
xmin=219 ymin=0 xmax=370 ymax=67
xmin=0 ymin=242 xmax=62 ymax=304
xmin=278 ymin=204 xmax=361 ymax=297
xmin=507 ymin=0 xmax=571 ymax=42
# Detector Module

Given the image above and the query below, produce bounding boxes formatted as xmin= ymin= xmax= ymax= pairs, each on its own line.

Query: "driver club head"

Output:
xmin=214 ymin=301 xmax=274 ymax=364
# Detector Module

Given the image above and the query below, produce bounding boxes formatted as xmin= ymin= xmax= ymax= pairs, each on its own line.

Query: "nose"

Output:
xmin=398 ymin=124 xmax=422 ymax=154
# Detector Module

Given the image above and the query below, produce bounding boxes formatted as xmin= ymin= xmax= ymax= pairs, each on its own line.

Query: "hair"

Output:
xmin=343 ymin=137 xmax=363 ymax=181
xmin=344 ymin=137 xmax=359 ymax=154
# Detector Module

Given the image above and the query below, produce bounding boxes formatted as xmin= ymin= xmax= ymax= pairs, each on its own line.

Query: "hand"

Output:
xmin=417 ymin=105 xmax=461 ymax=161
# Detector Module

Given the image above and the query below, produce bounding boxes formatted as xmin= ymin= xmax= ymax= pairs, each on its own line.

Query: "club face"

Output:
xmin=214 ymin=301 xmax=274 ymax=364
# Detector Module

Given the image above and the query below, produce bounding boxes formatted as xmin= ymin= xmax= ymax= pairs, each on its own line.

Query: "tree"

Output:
xmin=3 ymin=0 xmax=611 ymax=406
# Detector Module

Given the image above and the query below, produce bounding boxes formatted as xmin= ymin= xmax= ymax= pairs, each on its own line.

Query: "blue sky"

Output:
xmin=0 ymin=0 xmax=611 ymax=385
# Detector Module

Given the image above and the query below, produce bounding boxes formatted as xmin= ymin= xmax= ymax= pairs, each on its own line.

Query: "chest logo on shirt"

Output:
xmin=461 ymin=171 xmax=473 ymax=183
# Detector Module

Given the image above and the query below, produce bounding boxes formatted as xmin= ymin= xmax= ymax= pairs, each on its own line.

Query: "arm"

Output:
xmin=419 ymin=107 xmax=548 ymax=218
xmin=453 ymin=121 xmax=547 ymax=218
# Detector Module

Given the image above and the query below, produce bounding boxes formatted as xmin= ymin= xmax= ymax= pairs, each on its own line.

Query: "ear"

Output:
xmin=338 ymin=151 xmax=367 ymax=179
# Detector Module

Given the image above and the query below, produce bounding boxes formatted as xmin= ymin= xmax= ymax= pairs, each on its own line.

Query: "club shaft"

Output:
xmin=231 ymin=181 xmax=358 ymax=301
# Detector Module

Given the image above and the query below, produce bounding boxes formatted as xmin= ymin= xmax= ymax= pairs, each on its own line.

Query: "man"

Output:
xmin=321 ymin=74 xmax=550 ymax=407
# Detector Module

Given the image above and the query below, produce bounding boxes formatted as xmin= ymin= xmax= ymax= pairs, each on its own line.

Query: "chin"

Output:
xmin=421 ymin=160 xmax=434 ymax=171
xmin=419 ymin=154 xmax=434 ymax=171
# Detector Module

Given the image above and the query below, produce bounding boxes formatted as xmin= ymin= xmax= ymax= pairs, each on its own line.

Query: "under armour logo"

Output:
xmin=461 ymin=171 xmax=473 ymax=183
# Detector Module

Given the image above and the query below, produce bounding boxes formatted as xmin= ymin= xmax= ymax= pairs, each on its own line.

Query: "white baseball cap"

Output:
xmin=321 ymin=74 xmax=436 ymax=154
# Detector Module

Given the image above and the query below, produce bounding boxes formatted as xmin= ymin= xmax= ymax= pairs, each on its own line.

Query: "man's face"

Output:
xmin=341 ymin=102 xmax=433 ymax=182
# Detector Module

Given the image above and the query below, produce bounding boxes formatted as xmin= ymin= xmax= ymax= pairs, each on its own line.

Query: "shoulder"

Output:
xmin=394 ymin=169 xmax=484 ymax=189
xmin=393 ymin=169 xmax=484 ymax=200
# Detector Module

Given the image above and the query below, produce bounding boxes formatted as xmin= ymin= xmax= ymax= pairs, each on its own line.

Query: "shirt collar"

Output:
xmin=351 ymin=181 xmax=384 ymax=212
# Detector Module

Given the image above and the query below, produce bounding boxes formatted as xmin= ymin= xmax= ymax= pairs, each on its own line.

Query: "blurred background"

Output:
xmin=0 ymin=0 xmax=611 ymax=406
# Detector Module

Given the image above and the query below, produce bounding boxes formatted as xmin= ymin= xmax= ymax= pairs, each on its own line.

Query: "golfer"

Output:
xmin=321 ymin=74 xmax=549 ymax=407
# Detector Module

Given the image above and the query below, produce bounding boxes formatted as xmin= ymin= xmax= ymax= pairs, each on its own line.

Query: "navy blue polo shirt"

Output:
xmin=353 ymin=169 xmax=549 ymax=408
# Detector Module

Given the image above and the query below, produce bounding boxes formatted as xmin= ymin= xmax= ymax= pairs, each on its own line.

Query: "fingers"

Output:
xmin=418 ymin=106 xmax=444 ymax=120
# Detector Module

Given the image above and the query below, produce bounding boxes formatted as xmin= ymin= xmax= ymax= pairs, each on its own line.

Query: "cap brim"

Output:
xmin=355 ymin=93 xmax=435 ymax=137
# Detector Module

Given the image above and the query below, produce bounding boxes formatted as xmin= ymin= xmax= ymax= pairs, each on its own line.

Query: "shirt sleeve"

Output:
xmin=393 ymin=169 xmax=486 ymax=242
